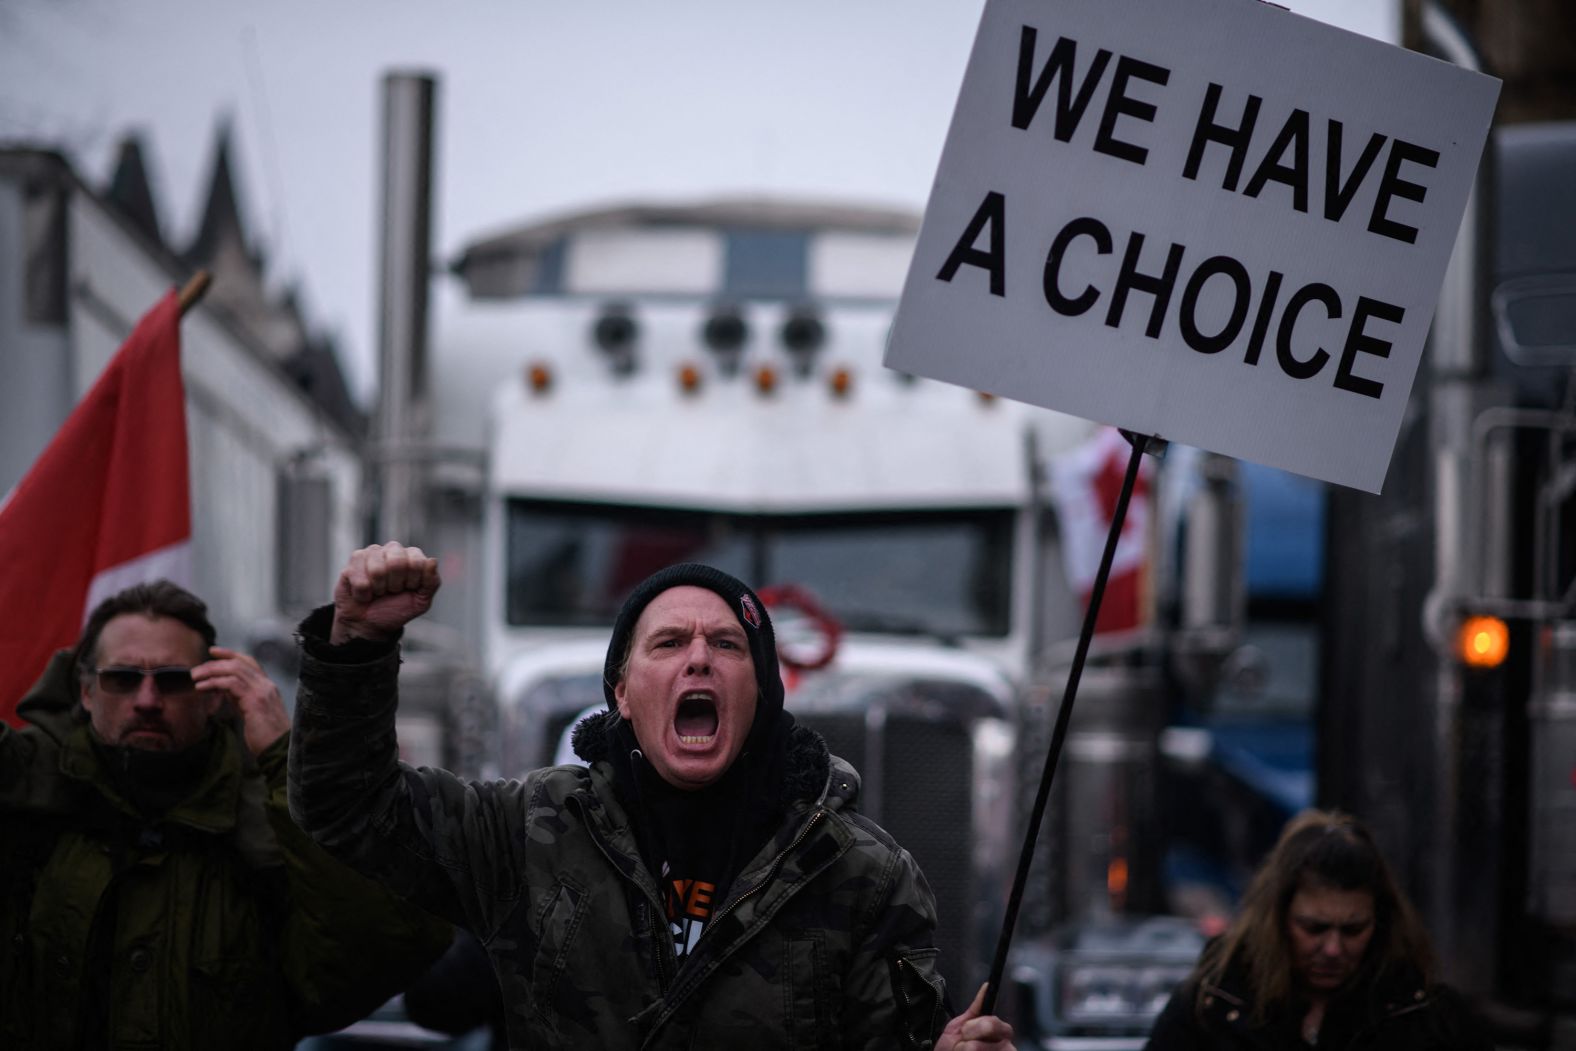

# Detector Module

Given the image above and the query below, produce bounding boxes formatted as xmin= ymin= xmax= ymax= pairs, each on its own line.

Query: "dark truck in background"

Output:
xmin=1322 ymin=115 xmax=1576 ymax=1050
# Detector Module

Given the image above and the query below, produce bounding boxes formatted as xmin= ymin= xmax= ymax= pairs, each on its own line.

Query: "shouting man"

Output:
xmin=289 ymin=542 xmax=1015 ymax=1050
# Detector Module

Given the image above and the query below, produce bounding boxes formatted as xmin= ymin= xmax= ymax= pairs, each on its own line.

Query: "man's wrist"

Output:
xmin=256 ymin=731 xmax=291 ymax=781
xmin=249 ymin=725 xmax=290 ymax=758
xmin=298 ymin=605 xmax=401 ymax=663
xmin=329 ymin=616 xmax=398 ymax=646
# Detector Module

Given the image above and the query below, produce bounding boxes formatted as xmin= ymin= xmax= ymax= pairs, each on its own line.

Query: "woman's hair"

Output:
xmin=1193 ymin=809 xmax=1435 ymax=1019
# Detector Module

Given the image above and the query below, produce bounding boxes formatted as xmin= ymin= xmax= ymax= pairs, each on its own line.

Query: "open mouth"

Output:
xmin=674 ymin=694 xmax=719 ymax=744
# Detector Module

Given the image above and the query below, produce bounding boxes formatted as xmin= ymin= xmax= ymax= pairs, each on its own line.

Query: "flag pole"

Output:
xmin=981 ymin=430 xmax=1154 ymax=1015
xmin=177 ymin=270 xmax=212 ymax=316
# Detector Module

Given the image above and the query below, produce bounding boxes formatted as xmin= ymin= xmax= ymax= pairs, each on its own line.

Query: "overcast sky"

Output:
xmin=0 ymin=0 xmax=1396 ymax=404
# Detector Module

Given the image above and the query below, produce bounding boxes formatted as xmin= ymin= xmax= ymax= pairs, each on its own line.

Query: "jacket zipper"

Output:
xmin=895 ymin=956 xmax=943 ymax=1049
xmin=707 ymin=809 xmax=826 ymax=933
xmin=637 ymin=808 xmax=828 ymax=1048
xmin=896 ymin=957 xmax=918 ymax=1009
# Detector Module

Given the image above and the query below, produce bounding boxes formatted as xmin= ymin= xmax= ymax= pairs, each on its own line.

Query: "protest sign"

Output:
xmin=887 ymin=0 xmax=1500 ymax=492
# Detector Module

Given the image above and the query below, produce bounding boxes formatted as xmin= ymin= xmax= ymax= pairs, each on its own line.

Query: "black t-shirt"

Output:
xmin=638 ymin=764 xmax=750 ymax=960
xmin=608 ymin=714 xmax=790 ymax=962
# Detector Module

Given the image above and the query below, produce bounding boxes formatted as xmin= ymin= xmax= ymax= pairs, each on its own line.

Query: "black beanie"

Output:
xmin=602 ymin=563 xmax=783 ymax=735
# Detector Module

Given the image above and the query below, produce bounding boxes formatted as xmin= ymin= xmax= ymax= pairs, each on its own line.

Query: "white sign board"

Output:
xmin=887 ymin=0 xmax=1499 ymax=492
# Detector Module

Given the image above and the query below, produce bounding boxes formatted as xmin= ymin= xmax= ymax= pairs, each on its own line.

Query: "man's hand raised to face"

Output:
xmin=331 ymin=542 xmax=442 ymax=645
xmin=192 ymin=647 xmax=291 ymax=757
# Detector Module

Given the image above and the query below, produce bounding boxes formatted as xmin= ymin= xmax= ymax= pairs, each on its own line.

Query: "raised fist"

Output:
xmin=331 ymin=541 xmax=442 ymax=644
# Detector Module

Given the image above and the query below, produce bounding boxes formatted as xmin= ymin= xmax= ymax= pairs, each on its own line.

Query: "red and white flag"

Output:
xmin=0 ymin=290 xmax=191 ymax=723
xmin=1048 ymin=426 xmax=1154 ymax=635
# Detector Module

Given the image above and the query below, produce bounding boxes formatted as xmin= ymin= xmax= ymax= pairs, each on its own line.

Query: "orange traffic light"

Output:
xmin=1457 ymin=615 xmax=1509 ymax=669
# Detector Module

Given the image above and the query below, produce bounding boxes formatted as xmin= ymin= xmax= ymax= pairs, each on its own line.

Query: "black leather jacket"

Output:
xmin=1144 ymin=958 xmax=1490 ymax=1051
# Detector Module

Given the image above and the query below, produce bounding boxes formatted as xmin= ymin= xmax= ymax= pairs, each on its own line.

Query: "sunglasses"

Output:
xmin=93 ymin=666 xmax=198 ymax=696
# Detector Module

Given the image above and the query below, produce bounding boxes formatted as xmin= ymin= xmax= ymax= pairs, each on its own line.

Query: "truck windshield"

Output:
xmin=505 ymin=499 xmax=1014 ymax=637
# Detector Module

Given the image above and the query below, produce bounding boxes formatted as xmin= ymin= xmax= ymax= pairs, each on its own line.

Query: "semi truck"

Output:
xmin=414 ymin=194 xmax=1167 ymax=1003
xmin=398 ymin=184 xmax=1269 ymax=1042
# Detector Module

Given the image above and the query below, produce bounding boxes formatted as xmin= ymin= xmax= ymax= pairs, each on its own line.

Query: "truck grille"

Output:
xmin=798 ymin=708 xmax=982 ymax=1005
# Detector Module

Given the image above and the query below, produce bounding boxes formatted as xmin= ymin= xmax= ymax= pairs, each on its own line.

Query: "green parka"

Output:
xmin=0 ymin=650 xmax=451 ymax=1051
xmin=288 ymin=612 xmax=955 ymax=1050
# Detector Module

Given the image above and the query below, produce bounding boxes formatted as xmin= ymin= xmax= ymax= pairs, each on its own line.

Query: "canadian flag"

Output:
xmin=0 ymin=290 xmax=191 ymax=723
xmin=1048 ymin=426 xmax=1154 ymax=634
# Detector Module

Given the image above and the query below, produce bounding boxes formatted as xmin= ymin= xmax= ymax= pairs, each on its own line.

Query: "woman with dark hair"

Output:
xmin=1145 ymin=810 xmax=1489 ymax=1050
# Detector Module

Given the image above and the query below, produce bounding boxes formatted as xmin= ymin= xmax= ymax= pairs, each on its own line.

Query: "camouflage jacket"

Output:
xmin=0 ymin=650 xmax=450 ymax=1051
xmin=289 ymin=614 xmax=953 ymax=1050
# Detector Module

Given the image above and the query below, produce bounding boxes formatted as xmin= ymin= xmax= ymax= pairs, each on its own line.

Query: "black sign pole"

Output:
xmin=981 ymin=430 xmax=1153 ymax=1015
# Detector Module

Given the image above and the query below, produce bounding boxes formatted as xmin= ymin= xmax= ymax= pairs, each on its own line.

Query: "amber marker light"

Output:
xmin=677 ymin=362 xmax=703 ymax=395
xmin=526 ymin=362 xmax=553 ymax=395
xmin=828 ymin=366 xmax=853 ymax=399
xmin=976 ymin=390 xmax=997 ymax=405
xmin=1457 ymin=615 xmax=1509 ymax=668
xmin=1107 ymin=856 xmax=1129 ymax=910
xmin=754 ymin=363 xmax=779 ymax=396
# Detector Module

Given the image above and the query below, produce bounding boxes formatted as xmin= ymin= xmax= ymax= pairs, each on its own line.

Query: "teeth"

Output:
xmin=675 ymin=693 xmax=719 ymax=745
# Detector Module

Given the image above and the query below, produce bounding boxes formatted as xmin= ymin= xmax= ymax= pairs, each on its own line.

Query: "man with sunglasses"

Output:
xmin=0 ymin=579 xmax=449 ymax=1050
